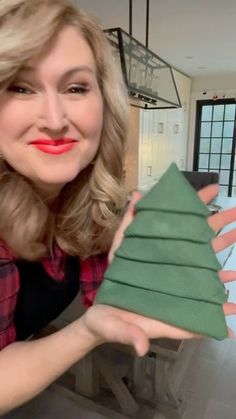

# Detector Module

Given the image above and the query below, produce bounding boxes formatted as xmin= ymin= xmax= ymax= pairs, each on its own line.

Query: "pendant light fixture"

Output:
xmin=104 ymin=0 xmax=181 ymax=109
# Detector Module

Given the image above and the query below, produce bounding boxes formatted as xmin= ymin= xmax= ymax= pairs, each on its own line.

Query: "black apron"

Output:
xmin=14 ymin=256 xmax=80 ymax=340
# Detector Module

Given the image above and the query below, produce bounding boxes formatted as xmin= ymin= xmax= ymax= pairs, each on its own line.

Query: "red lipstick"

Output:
xmin=30 ymin=138 xmax=77 ymax=155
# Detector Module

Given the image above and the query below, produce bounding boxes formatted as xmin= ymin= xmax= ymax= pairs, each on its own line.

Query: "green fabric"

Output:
xmin=125 ymin=211 xmax=215 ymax=243
xmin=136 ymin=163 xmax=210 ymax=216
xmin=96 ymin=279 xmax=228 ymax=340
xmin=104 ymin=258 xmax=227 ymax=304
xmin=95 ymin=162 xmax=228 ymax=340
xmin=116 ymin=238 xmax=221 ymax=271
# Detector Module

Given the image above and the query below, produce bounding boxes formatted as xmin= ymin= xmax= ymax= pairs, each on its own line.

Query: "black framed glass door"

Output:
xmin=194 ymin=99 xmax=236 ymax=196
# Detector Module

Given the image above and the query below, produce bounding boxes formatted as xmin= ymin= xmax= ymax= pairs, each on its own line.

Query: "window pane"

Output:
xmin=220 ymin=170 xmax=230 ymax=184
xmin=222 ymin=138 xmax=233 ymax=153
xmin=212 ymin=122 xmax=223 ymax=137
xmin=210 ymin=154 xmax=220 ymax=169
xmin=233 ymin=171 xmax=236 ymax=185
xmin=221 ymin=154 xmax=231 ymax=169
xmin=199 ymin=154 xmax=209 ymax=169
xmin=232 ymin=187 xmax=236 ymax=197
xmin=202 ymin=106 xmax=213 ymax=121
xmin=198 ymin=101 xmax=236 ymax=198
xmin=225 ymin=104 xmax=235 ymax=121
xmin=219 ymin=185 xmax=228 ymax=196
xmin=213 ymin=105 xmax=224 ymax=121
xmin=200 ymin=122 xmax=211 ymax=137
xmin=211 ymin=138 xmax=221 ymax=153
xmin=223 ymin=121 xmax=234 ymax=137
xmin=199 ymin=138 xmax=210 ymax=153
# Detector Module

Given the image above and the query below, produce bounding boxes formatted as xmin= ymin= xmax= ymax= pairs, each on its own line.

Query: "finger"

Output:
xmin=121 ymin=191 xmax=142 ymax=230
xmin=116 ymin=308 xmax=203 ymax=340
xmin=197 ymin=184 xmax=219 ymax=204
xmin=223 ymin=302 xmax=236 ymax=316
xmin=212 ymin=229 xmax=236 ymax=252
xmin=228 ymin=327 xmax=235 ymax=338
xmin=153 ymin=322 xmax=203 ymax=340
xmin=208 ymin=207 xmax=236 ymax=232
xmin=219 ymin=270 xmax=236 ymax=283
xmin=103 ymin=314 xmax=150 ymax=356
xmin=120 ymin=322 xmax=150 ymax=357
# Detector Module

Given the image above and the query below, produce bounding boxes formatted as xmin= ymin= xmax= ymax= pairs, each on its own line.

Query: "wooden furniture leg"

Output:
xmin=96 ymin=349 xmax=139 ymax=417
xmin=75 ymin=351 xmax=100 ymax=398
xmin=154 ymin=356 xmax=180 ymax=407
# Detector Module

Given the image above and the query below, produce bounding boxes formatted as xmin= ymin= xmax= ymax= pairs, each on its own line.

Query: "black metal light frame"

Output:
xmin=104 ymin=0 xmax=181 ymax=110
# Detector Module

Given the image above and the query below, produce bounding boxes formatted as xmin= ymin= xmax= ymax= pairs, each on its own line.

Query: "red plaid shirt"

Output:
xmin=0 ymin=240 xmax=108 ymax=351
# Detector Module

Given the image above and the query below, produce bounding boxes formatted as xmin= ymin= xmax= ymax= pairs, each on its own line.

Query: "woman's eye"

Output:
xmin=7 ymin=85 xmax=32 ymax=95
xmin=67 ymin=85 xmax=89 ymax=94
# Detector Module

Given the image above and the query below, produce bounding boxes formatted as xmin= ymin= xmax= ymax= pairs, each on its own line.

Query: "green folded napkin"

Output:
xmin=104 ymin=258 xmax=227 ymax=304
xmin=116 ymin=238 xmax=221 ymax=271
xmin=125 ymin=211 xmax=215 ymax=243
xmin=95 ymin=163 xmax=228 ymax=339
xmin=97 ymin=280 xmax=227 ymax=340
xmin=136 ymin=164 xmax=210 ymax=216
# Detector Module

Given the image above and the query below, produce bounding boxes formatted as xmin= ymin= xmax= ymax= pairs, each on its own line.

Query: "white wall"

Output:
xmin=138 ymin=70 xmax=192 ymax=192
xmin=73 ymin=0 xmax=147 ymax=45
xmin=192 ymin=74 xmax=236 ymax=92
xmin=154 ymin=69 xmax=191 ymax=176
xmin=187 ymin=74 xmax=236 ymax=169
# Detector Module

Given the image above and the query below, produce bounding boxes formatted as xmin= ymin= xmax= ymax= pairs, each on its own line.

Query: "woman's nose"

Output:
xmin=36 ymin=92 xmax=68 ymax=133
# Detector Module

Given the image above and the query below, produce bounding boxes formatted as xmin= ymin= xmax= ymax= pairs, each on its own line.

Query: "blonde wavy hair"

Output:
xmin=0 ymin=0 xmax=128 ymax=260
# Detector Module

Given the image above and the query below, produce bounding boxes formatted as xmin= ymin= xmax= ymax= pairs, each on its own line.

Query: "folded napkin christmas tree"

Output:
xmin=95 ymin=163 xmax=228 ymax=339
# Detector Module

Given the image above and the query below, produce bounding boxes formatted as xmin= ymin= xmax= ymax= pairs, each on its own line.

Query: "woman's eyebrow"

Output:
xmin=18 ymin=65 xmax=95 ymax=80
xmin=60 ymin=66 xmax=95 ymax=81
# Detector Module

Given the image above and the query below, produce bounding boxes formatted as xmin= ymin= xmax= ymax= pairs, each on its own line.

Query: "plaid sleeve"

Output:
xmin=0 ymin=242 xmax=19 ymax=350
xmin=80 ymin=253 xmax=108 ymax=308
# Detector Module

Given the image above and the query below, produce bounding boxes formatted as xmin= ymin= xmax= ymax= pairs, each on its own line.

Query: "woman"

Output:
xmin=0 ymin=0 xmax=236 ymax=414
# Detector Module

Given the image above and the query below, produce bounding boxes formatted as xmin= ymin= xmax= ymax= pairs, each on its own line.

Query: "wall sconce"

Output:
xmin=157 ymin=122 xmax=164 ymax=134
xmin=173 ymin=124 xmax=179 ymax=134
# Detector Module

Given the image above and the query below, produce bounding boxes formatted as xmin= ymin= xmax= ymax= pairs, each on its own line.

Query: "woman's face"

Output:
xmin=0 ymin=26 xmax=104 ymax=196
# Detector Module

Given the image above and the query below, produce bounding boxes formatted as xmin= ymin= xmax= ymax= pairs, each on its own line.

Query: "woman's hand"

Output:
xmin=85 ymin=185 xmax=236 ymax=357
xmin=82 ymin=302 xmax=207 ymax=357
xmin=199 ymin=184 xmax=236 ymax=331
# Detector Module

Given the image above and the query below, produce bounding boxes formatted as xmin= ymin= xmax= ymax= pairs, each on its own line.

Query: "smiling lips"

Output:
xmin=30 ymin=138 xmax=77 ymax=155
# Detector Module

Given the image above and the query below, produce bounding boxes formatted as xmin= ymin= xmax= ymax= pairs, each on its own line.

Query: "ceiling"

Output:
xmin=74 ymin=0 xmax=236 ymax=78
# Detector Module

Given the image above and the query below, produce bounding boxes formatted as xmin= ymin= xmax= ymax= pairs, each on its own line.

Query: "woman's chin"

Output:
xmin=30 ymin=170 xmax=79 ymax=193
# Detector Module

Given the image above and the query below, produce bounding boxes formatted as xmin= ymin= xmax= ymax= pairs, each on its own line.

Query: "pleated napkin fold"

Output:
xmin=95 ymin=163 xmax=228 ymax=339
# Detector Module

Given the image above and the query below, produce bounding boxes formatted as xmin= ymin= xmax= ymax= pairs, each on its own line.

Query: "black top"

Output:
xmin=14 ymin=256 xmax=80 ymax=340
